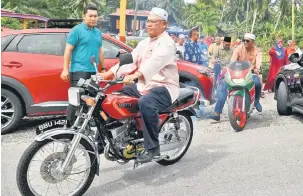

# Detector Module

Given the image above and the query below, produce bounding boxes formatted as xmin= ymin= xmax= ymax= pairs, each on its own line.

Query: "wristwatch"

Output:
xmin=101 ymin=67 xmax=106 ymax=71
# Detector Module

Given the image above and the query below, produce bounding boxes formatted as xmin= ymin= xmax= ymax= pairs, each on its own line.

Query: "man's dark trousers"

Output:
xmin=121 ymin=84 xmax=172 ymax=150
xmin=66 ymin=71 xmax=96 ymax=125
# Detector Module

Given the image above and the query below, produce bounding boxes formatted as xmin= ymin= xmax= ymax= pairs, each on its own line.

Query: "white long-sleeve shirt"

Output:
xmin=110 ymin=31 xmax=180 ymax=103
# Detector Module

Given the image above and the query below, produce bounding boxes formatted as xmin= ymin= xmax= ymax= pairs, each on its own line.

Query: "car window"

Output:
xmin=1 ymin=35 xmax=16 ymax=52
xmin=102 ymin=39 xmax=121 ymax=59
xmin=17 ymin=34 xmax=65 ymax=56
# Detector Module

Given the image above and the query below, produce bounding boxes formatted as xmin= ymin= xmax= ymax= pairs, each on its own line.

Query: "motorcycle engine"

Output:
xmin=107 ymin=119 xmax=139 ymax=158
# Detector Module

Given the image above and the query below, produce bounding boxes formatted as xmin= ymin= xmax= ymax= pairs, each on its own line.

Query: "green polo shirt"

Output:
xmin=213 ymin=46 xmax=233 ymax=62
xmin=66 ymin=22 xmax=102 ymax=73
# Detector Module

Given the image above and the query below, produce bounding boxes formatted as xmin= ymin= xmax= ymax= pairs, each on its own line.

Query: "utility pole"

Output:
xmin=132 ymin=0 xmax=139 ymax=35
xmin=119 ymin=0 xmax=127 ymax=43
xmin=292 ymin=0 xmax=295 ymax=40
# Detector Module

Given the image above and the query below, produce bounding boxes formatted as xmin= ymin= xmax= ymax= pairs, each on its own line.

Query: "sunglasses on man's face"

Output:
xmin=243 ymin=39 xmax=251 ymax=43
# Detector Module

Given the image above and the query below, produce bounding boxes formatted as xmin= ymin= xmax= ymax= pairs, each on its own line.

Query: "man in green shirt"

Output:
xmin=211 ymin=37 xmax=233 ymax=86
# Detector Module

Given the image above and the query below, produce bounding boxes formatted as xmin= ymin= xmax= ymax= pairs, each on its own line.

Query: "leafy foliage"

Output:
xmin=1 ymin=17 xmax=23 ymax=29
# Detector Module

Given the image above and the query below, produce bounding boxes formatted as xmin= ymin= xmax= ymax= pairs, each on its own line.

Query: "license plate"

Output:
xmin=36 ymin=119 xmax=67 ymax=135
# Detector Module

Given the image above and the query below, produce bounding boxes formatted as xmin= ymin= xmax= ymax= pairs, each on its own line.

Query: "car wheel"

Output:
xmin=276 ymin=82 xmax=292 ymax=115
xmin=1 ymin=89 xmax=23 ymax=134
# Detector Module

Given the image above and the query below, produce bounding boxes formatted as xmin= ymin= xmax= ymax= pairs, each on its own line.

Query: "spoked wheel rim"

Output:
xmin=159 ymin=115 xmax=191 ymax=160
xmin=1 ymin=95 xmax=15 ymax=129
xmin=233 ymin=96 xmax=247 ymax=128
xmin=27 ymin=139 xmax=91 ymax=196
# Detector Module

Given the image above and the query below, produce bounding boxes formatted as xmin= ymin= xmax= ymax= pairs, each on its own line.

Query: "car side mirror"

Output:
xmin=119 ymin=53 xmax=133 ymax=67
xmin=176 ymin=50 xmax=183 ymax=60
xmin=288 ymin=53 xmax=300 ymax=63
xmin=116 ymin=49 xmax=127 ymax=58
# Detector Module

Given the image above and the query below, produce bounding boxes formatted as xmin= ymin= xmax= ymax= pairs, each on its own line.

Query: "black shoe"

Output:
xmin=136 ymin=146 xmax=160 ymax=164
xmin=207 ymin=112 xmax=221 ymax=121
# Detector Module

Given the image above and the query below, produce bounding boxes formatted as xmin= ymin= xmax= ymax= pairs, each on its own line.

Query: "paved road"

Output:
xmin=2 ymin=93 xmax=303 ymax=196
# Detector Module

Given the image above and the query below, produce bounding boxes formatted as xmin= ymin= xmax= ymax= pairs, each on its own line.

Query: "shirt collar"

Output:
xmin=83 ymin=22 xmax=95 ymax=31
xmin=149 ymin=31 xmax=167 ymax=42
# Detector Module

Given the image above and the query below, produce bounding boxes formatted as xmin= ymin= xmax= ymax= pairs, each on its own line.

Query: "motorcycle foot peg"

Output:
xmin=152 ymin=155 xmax=169 ymax=161
xmin=133 ymin=161 xmax=141 ymax=169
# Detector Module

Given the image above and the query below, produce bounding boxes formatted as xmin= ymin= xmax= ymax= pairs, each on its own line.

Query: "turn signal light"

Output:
xmin=81 ymin=95 xmax=96 ymax=106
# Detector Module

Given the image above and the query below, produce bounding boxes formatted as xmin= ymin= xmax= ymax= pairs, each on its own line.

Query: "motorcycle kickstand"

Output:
xmin=133 ymin=161 xmax=141 ymax=169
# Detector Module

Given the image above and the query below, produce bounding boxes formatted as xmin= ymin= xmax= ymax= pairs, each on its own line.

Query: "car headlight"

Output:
xmin=232 ymin=79 xmax=245 ymax=83
xmin=197 ymin=69 xmax=213 ymax=77
xmin=68 ymin=87 xmax=84 ymax=106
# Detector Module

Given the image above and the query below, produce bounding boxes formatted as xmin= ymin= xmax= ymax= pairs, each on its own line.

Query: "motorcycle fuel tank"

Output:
xmin=102 ymin=93 xmax=140 ymax=119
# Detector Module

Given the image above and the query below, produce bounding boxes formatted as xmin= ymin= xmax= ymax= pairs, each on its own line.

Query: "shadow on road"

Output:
xmin=244 ymin=111 xmax=303 ymax=131
xmin=86 ymin=144 xmax=229 ymax=195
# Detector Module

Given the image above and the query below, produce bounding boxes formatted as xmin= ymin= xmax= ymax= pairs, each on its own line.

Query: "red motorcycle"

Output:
xmin=16 ymin=54 xmax=200 ymax=196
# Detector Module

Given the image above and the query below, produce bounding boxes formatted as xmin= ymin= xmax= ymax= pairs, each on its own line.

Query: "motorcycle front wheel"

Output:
xmin=228 ymin=95 xmax=247 ymax=132
xmin=16 ymin=134 xmax=98 ymax=196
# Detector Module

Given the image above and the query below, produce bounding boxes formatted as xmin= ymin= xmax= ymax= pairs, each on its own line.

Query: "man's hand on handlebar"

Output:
xmin=98 ymin=71 xmax=114 ymax=80
xmin=253 ymin=68 xmax=261 ymax=75
xmin=123 ymin=71 xmax=142 ymax=85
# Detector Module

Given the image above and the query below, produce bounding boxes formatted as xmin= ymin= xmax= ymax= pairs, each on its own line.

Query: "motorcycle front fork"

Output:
xmin=60 ymin=103 xmax=97 ymax=173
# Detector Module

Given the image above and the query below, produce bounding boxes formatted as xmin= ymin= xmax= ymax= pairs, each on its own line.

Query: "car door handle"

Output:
xmin=3 ymin=62 xmax=23 ymax=68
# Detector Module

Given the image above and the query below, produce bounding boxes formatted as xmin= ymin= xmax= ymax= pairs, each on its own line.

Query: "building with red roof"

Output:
xmin=109 ymin=8 xmax=150 ymax=34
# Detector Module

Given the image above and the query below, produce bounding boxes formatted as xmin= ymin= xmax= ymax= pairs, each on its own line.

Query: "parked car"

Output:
xmin=274 ymin=53 xmax=303 ymax=115
xmin=1 ymin=28 xmax=214 ymax=134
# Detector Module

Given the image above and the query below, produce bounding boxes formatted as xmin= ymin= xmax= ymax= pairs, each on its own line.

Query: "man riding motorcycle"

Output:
xmin=208 ymin=33 xmax=263 ymax=121
xmin=98 ymin=7 xmax=179 ymax=163
xmin=211 ymin=36 xmax=233 ymax=89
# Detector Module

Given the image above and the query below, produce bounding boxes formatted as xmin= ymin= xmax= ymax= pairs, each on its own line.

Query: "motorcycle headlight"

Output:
xmin=68 ymin=87 xmax=85 ymax=106
xmin=232 ymin=79 xmax=245 ymax=84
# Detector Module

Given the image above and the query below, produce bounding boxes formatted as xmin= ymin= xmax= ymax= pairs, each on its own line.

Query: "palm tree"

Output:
xmin=2 ymin=0 xmax=71 ymax=18
xmin=185 ymin=2 xmax=220 ymax=34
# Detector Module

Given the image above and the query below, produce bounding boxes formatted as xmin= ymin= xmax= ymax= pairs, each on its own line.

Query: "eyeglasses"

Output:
xmin=243 ymin=39 xmax=251 ymax=43
xmin=146 ymin=19 xmax=165 ymax=24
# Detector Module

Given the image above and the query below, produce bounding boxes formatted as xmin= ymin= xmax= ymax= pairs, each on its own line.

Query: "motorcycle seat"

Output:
xmin=159 ymin=88 xmax=195 ymax=114
xmin=173 ymin=88 xmax=195 ymax=107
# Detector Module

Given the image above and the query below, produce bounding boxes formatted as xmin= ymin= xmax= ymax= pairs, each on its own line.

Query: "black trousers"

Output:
xmin=66 ymin=71 xmax=96 ymax=125
xmin=121 ymin=84 xmax=172 ymax=150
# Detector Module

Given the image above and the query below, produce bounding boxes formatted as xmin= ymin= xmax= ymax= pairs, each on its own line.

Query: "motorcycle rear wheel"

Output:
xmin=157 ymin=112 xmax=193 ymax=166
xmin=228 ymin=95 xmax=247 ymax=132
xmin=16 ymin=134 xmax=98 ymax=196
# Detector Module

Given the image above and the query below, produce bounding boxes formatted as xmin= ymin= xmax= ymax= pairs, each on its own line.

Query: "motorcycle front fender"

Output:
xmin=229 ymin=89 xmax=245 ymax=97
xmin=35 ymin=128 xmax=100 ymax=176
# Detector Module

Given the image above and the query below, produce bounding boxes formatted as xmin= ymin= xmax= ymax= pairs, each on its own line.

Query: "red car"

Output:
xmin=1 ymin=29 xmax=214 ymax=134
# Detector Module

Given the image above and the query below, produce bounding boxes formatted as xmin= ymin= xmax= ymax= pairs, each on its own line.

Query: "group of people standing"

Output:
xmin=264 ymin=39 xmax=302 ymax=92
xmin=174 ymin=31 xmax=302 ymax=100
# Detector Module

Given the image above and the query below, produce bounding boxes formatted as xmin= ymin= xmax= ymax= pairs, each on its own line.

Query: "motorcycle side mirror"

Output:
xmin=119 ymin=53 xmax=133 ymax=67
xmin=288 ymin=53 xmax=300 ymax=63
xmin=90 ymin=56 xmax=98 ymax=73
xmin=116 ymin=49 xmax=127 ymax=58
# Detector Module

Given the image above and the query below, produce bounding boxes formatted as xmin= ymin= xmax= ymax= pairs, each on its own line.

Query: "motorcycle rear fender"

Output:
xmin=35 ymin=128 xmax=100 ymax=176
xmin=182 ymin=107 xmax=197 ymax=116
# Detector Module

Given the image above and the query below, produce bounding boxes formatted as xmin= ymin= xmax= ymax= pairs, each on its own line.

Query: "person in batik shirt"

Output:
xmin=184 ymin=29 xmax=202 ymax=65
